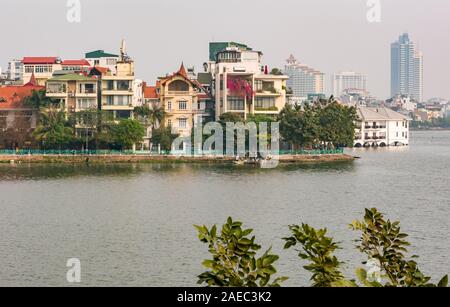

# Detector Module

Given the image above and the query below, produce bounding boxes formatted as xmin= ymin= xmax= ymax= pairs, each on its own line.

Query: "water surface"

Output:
xmin=0 ymin=131 xmax=449 ymax=286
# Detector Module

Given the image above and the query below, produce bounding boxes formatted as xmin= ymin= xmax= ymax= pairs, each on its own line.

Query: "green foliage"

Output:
xmin=134 ymin=105 xmax=166 ymax=128
xmin=283 ymin=224 xmax=353 ymax=287
xmin=270 ymin=68 xmax=283 ymax=76
xmin=111 ymin=119 xmax=145 ymax=150
xmin=316 ymin=102 xmax=357 ymax=148
xmin=350 ymin=208 xmax=448 ymax=287
xmin=278 ymin=104 xmax=319 ymax=149
xmin=278 ymin=98 xmax=357 ymax=149
xmin=24 ymin=89 xmax=59 ymax=109
xmin=151 ymin=127 xmax=179 ymax=151
xmin=195 ymin=217 xmax=288 ymax=287
xmin=33 ymin=109 xmax=74 ymax=149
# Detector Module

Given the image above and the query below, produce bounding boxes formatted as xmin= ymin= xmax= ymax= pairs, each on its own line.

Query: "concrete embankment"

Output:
xmin=0 ymin=154 xmax=355 ymax=164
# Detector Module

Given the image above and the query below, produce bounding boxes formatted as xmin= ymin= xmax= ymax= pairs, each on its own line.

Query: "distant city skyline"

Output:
xmin=1 ymin=0 xmax=449 ymax=100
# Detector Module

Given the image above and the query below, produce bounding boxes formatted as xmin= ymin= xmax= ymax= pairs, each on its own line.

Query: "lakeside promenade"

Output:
xmin=0 ymin=149 xmax=353 ymax=164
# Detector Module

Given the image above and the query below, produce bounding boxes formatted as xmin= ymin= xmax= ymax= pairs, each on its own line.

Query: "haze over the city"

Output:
xmin=1 ymin=0 xmax=449 ymax=100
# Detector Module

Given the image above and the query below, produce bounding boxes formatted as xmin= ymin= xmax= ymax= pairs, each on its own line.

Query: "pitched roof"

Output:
xmin=178 ymin=62 xmax=188 ymax=78
xmin=0 ymin=85 xmax=44 ymax=109
xmin=357 ymin=107 xmax=410 ymax=121
xmin=48 ymin=73 xmax=95 ymax=82
xmin=22 ymin=57 xmax=59 ymax=64
xmin=143 ymin=85 xmax=159 ymax=99
xmin=85 ymin=50 xmax=118 ymax=59
xmin=62 ymin=59 xmax=91 ymax=66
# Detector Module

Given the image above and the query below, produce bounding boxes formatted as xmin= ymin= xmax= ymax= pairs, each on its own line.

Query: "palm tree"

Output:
xmin=24 ymin=89 xmax=58 ymax=110
xmin=134 ymin=105 xmax=166 ymax=129
xmin=33 ymin=108 xmax=74 ymax=149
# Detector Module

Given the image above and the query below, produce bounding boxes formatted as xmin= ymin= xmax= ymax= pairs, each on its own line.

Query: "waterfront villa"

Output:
xmin=355 ymin=107 xmax=411 ymax=147
xmin=159 ymin=63 xmax=213 ymax=137
xmin=207 ymin=42 xmax=289 ymax=120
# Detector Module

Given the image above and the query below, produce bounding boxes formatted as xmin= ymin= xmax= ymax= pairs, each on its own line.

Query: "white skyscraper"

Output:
xmin=284 ymin=54 xmax=324 ymax=101
xmin=391 ymin=33 xmax=423 ymax=102
xmin=332 ymin=72 xmax=367 ymax=98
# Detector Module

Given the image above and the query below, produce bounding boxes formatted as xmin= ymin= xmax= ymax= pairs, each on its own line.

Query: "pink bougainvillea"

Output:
xmin=227 ymin=77 xmax=254 ymax=99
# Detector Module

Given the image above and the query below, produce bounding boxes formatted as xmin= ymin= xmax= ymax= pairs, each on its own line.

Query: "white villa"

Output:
xmin=355 ymin=107 xmax=411 ymax=147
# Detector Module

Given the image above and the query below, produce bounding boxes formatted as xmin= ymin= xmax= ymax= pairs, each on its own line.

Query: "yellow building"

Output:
xmin=159 ymin=63 xmax=213 ymax=136
xmin=100 ymin=41 xmax=136 ymax=120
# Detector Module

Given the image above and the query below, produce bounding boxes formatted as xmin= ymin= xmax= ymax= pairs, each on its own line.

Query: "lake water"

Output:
xmin=0 ymin=130 xmax=449 ymax=286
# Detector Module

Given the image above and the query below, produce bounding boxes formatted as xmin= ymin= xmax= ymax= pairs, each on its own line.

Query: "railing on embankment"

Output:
xmin=0 ymin=148 xmax=344 ymax=156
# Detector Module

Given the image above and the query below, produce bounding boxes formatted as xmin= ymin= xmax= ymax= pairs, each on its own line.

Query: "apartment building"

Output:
xmin=354 ymin=107 xmax=410 ymax=147
xmin=85 ymin=50 xmax=120 ymax=74
xmin=100 ymin=41 xmax=135 ymax=120
xmin=208 ymin=42 xmax=288 ymax=120
xmin=46 ymin=74 xmax=98 ymax=113
xmin=285 ymin=54 xmax=324 ymax=102
xmin=22 ymin=57 xmax=63 ymax=86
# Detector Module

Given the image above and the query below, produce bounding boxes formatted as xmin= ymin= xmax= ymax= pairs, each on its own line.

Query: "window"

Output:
xmin=197 ymin=102 xmax=202 ymax=110
xmin=77 ymin=99 xmax=97 ymax=110
xmin=168 ymin=80 xmax=189 ymax=92
xmin=117 ymin=80 xmax=131 ymax=91
xmin=255 ymin=80 xmax=275 ymax=92
xmin=255 ymin=97 xmax=276 ymax=110
xmin=94 ymin=60 xmax=100 ymax=65
xmin=227 ymin=97 xmax=245 ymax=110
xmin=83 ymin=83 xmax=95 ymax=94
xmin=47 ymin=83 xmax=66 ymax=94
xmin=106 ymin=80 xmax=114 ymax=90
xmin=105 ymin=95 xmax=131 ymax=106
xmin=178 ymin=100 xmax=187 ymax=110
xmin=25 ymin=66 xmax=34 ymax=73
xmin=178 ymin=118 xmax=187 ymax=128
xmin=167 ymin=101 xmax=172 ymax=110
xmin=167 ymin=119 xmax=172 ymax=126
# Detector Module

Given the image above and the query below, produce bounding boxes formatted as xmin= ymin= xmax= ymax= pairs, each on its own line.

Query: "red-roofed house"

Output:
xmin=0 ymin=83 xmax=44 ymax=149
xmin=22 ymin=56 xmax=62 ymax=86
xmin=61 ymin=60 xmax=91 ymax=73
xmin=159 ymin=63 xmax=213 ymax=138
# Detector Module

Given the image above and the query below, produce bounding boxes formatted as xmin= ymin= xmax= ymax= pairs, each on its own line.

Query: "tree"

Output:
xmin=278 ymin=104 xmax=319 ymax=149
xmin=283 ymin=224 xmax=353 ymax=287
xmin=316 ymin=101 xmax=357 ymax=148
xmin=270 ymin=68 xmax=283 ymax=76
xmin=134 ymin=105 xmax=166 ymax=129
xmin=24 ymin=89 xmax=58 ymax=110
xmin=350 ymin=208 xmax=448 ymax=287
xmin=111 ymin=119 xmax=145 ymax=150
xmin=195 ymin=217 xmax=288 ymax=287
xmin=151 ymin=127 xmax=179 ymax=152
xmin=33 ymin=108 xmax=74 ymax=149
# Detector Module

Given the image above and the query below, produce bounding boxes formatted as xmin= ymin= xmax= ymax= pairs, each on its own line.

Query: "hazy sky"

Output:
xmin=1 ymin=0 xmax=449 ymax=100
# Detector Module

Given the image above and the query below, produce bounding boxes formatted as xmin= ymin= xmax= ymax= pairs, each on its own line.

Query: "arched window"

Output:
xmin=168 ymin=80 xmax=189 ymax=92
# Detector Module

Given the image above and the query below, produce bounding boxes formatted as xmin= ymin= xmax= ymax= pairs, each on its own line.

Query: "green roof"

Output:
xmin=48 ymin=74 xmax=94 ymax=82
xmin=209 ymin=42 xmax=252 ymax=61
xmin=85 ymin=50 xmax=118 ymax=59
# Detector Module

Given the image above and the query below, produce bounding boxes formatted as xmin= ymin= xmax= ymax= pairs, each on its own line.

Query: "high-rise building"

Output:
xmin=7 ymin=59 xmax=23 ymax=82
xmin=332 ymin=71 xmax=367 ymax=98
xmin=284 ymin=54 xmax=324 ymax=102
xmin=391 ymin=33 xmax=423 ymax=102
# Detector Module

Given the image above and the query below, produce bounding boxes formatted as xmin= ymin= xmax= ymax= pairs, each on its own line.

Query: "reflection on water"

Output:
xmin=0 ymin=130 xmax=449 ymax=287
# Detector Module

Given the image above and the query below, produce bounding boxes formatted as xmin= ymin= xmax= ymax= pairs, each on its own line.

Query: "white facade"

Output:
xmin=284 ymin=54 xmax=324 ymax=100
xmin=85 ymin=50 xmax=120 ymax=74
xmin=209 ymin=45 xmax=288 ymax=120
xmin=7 ymin=59 xmax=23 ymax=81
xmin=133 ymin=79 xmax=144 ymax=107
xmin=332 ymin=71 xmax=367 ymax=97
xmin=354 ymin=107 xmax=410 ymax=147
